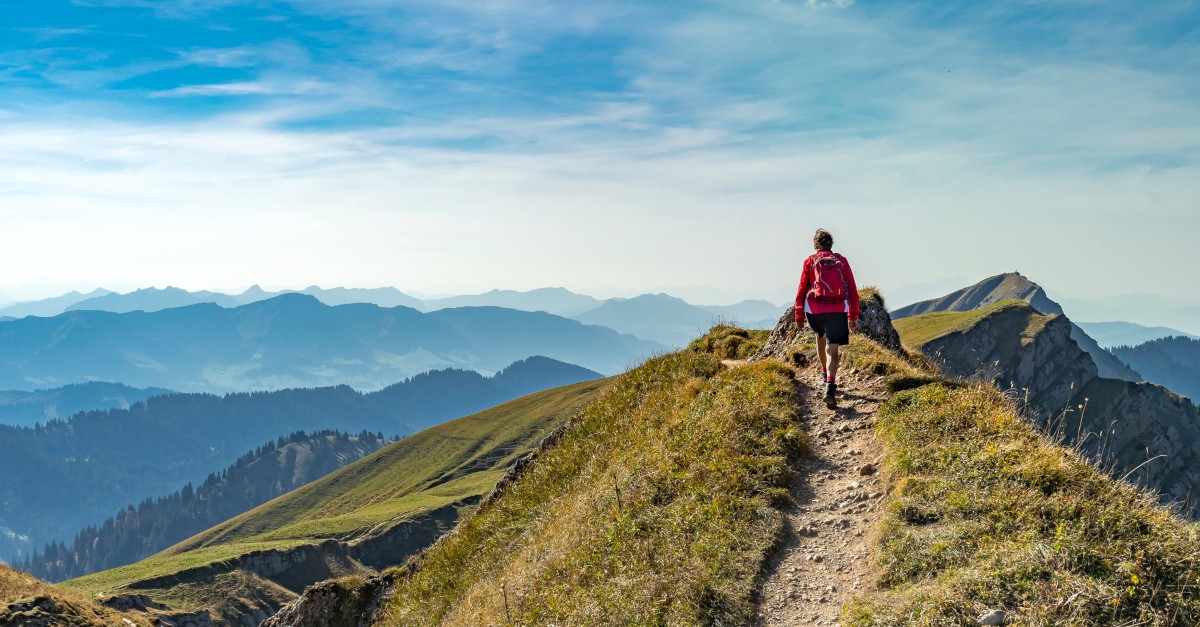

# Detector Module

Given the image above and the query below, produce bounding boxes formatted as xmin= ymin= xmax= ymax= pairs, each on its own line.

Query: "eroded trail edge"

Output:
xmin=758 ymin=366 xmax=887 ymax=626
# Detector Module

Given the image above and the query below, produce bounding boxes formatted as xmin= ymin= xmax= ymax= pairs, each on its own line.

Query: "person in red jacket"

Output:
xmin=795 ymin=228 xmax=859 ymax=408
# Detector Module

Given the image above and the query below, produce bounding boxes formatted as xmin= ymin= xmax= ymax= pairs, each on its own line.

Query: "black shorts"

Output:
xmin=805 ymin=312 xmax=850 ymax=345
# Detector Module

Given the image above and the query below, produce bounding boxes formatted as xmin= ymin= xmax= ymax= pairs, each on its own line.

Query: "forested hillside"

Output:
xmin=0 ymin=357 xmax=599 ymax=563
xmin=17 ymin=430 xmax=387 ymax=582
xmin=1112 ymin=335 xmax=1200 ymax=403
xmin=0 ymin=382 xmax=172 ymax=427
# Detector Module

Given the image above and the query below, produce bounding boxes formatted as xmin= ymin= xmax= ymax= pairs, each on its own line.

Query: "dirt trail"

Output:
xmin=757 ymin=365 xmax=888 ymax=626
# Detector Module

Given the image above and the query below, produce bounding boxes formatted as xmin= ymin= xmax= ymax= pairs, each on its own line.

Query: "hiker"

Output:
xmin=795 ymin=228 xmax=860 ymax=408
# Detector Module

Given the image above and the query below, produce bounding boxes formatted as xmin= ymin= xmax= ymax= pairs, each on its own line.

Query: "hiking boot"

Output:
xmin=823 ymin=382 xmax=838 ymax=409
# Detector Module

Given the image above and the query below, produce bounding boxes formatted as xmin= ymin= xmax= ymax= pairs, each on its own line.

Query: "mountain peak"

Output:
xmin=891 ymin=272 xmax=1060 ymax=318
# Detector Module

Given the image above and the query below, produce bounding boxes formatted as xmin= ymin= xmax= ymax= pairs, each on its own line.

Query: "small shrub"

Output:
xmin=689 ymin=325 xmax=769 ymax=360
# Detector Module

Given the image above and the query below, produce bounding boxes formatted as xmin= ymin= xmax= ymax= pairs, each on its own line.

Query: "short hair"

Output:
xmin=813 ymin=229 xmax=834 ymax=250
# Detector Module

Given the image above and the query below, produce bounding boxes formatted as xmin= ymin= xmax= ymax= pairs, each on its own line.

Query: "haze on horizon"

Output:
xmin=1 ymin=2 xmax=1198 ymax=310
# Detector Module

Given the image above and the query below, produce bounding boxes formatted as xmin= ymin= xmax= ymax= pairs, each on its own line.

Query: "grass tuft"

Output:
xmin=688 ymin=325 xmax=770 ymax=360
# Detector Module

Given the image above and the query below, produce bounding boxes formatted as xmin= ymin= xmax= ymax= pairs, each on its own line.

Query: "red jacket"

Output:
xmin=795 ymin=250 xmax=860 ymax=324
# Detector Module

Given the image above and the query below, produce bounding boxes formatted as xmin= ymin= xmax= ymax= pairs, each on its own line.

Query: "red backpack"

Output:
xmin=808 ymin=252 xmax=849 ymax=304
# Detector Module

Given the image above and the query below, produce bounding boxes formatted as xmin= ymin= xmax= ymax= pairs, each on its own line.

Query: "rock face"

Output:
xmin=751 ymin=291 xmax=902 ymax=362
xmin=856 ymin=293 xmax=903 ymax=354
xmin=892 ymin=272 xmax=1141 ymax=382
xmin=920 ymin=308 xmax=1097 ymax=418
xmin=911 ymin=301 xmax=1200 ymax=518
xmin=261 ymin=574 xmax=395 ymax=627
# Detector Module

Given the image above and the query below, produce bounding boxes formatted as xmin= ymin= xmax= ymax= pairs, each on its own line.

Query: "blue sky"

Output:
xmin=1 ymin=0 xmax=1198 ymax=312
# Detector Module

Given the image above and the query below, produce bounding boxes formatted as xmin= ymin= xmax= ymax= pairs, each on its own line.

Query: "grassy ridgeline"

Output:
xmin=378 ymin=327 xmax=802 ymax=625
xmin=845 ymin=381 xmax=1200 ymax=625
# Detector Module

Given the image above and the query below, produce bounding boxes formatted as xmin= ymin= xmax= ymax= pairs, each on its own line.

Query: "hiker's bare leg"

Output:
xmin=816 ymin=335 xmax=828 ymax=374
xmin=826 ymin=342 xmax=841 ymax=381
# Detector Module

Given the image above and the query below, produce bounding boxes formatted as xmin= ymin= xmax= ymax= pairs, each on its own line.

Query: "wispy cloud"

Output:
xmin=0 ymin=0 xmax=1197 ymax=305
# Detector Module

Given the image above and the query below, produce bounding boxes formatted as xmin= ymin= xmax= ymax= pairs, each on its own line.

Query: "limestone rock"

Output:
xmin=262 ymin=573 xmax=395 ymax=627
xmin=855 ymin=292 xmax=903 ymax=354
xmin=750 ymin=292 xmax=903 ymax=364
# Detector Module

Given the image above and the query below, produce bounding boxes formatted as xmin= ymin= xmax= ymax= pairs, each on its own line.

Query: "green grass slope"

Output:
xmin=891 ymin=297 xmax=1053 ymax=350
xmin=61 ymin=378 xmax=608 ymax=622
xmin=371 ymin=327 xmax=797 ymax=625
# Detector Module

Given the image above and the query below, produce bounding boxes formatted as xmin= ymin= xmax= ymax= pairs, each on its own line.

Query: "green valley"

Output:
xmin=59 ymin=378 xmax=609 ymax=624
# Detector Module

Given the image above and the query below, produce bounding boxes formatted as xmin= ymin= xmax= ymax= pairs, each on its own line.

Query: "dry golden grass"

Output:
xmin=845 ymin=380 xmax=1200 ymax=625
xmin=1 ymin=562 xmax=155 ymax=625
xmin=378 ymin=325 xmax=802 ymax=626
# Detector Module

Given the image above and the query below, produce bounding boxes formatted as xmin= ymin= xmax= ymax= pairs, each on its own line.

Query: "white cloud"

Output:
xmin=2 ymin=1 xmax=1198 ymax=305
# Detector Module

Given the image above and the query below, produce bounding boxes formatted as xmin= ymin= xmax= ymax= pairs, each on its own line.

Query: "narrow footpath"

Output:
xmin=757 ymin=365 xmax=889 ymax=626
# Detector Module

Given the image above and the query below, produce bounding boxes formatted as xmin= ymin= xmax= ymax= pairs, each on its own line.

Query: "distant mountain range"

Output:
xmin=1076 ymin=321 xmax=1199 ymax=349
xmin=891 ymin=273 xmax=1141 ymax=382
xmin=0 ymin=356 xmax=601 ymax=564
xmin=0 ymin=382 xmax=173 ymax=428
xmin=1057 ymin=293 xmax=1200 ymax=336
xmin=0 ymin=294 xmax=649 ymax=392
xmin=0 ymin=286 xmax=781 ymax=347
xmin=574 ymin=293 xmax=780 ymax=346
xmin=0 ymin=288 xmax=114 ymax=319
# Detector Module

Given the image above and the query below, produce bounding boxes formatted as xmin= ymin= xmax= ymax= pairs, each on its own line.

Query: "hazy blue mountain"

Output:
xmin=1058 ymin=294 xmax=1200 ymax=336
xmin=572 ymin=293 xmax=766 ymax=346
xmin=0 ymin=356 xmax=601 ymax=563
xmin=68 ymin=286 xmax=243 ymax=313
xmin=1077 ymin=321 xmax=1199 ymax=349
xmin=1111 ymin=336 xmax=1200 ymax=403
xmin=0 ymin=288 xmax=113 ymax=319
xmin=294 ymin=285 xmax=423 ymax=308
xmin=0 ymin=382 xmax=173 ymax=427
xmin=700 ymin=299 xmax=783 ymax=328
xmin=0 ymin=295 xmax=656 ymax=392
xmin=892 ymin=273 xmax=1141 ymax=382
xmin=421 ymin=287 xmax=603 ymax=317
xmin=427 ymin=306 xmax=660 ymax=372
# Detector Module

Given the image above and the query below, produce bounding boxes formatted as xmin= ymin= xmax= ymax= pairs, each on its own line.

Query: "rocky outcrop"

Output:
xmin=911 ymin=301 xmax=1200 ymax=517
xmin=261 ymin=573 xmax=395 ymax=627
xmin=348 ymin=500 xmax=469 ymax=570
xmin=125 ymin=540 xmax=362 ymax=595
xmin=750 ymin=291 xmax=902 ymax=362
xmin=892 ymin=272 xmax=1141 ymax=382
xmin=856 ymin=293 xmax=903 ymax=354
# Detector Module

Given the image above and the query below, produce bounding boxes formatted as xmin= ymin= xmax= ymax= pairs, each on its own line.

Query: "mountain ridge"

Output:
xmin=0 ymin=295 xmax=649 ymax=393
xmin=894 ymin=299 xmax=1200 ymax=516
xmin=891 ymin=272 xmax=1141 ymax=382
